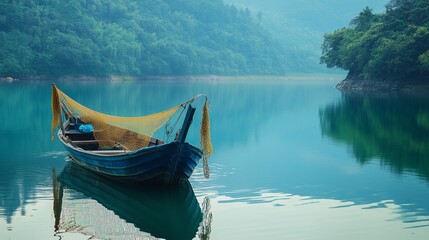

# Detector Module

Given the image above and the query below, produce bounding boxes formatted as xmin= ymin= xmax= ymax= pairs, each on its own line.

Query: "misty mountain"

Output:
xmin=225 ymin=0 xmax=387 ymax=72
xmin=0 ymin=0 xmax=290 ymax=77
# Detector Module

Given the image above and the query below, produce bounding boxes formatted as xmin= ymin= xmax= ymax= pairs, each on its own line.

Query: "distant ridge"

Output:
xmin=0 ymin=0 xmax=289 ymax=78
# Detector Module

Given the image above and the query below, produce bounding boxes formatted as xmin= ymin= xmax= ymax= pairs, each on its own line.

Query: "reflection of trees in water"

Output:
xmin=52 ymin=169 xmax=63 ymax=232
xmin=198 ymin=197 xmax=213 ymax=240
xmin=0 ymin=82 xmax=57 ymax=157
xmin=0 ymin=161 xmax=55 ymax=225
xmin=320 ymin=94 xmax=429 ymax=181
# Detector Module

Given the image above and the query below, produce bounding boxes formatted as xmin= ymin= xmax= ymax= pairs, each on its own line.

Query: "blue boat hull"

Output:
xmin=59 ymin=132 xmax=203 ymax=185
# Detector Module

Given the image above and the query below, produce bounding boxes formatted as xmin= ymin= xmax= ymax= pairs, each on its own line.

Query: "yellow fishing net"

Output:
xmin=51 ymin=84 xmax=213 ymax=158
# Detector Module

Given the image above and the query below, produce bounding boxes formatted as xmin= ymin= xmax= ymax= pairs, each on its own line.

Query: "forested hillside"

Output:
xmin=321 ymin=0 xmax=429 ymax=82
xmin=0 ymin=0 xmax=288 ymax=77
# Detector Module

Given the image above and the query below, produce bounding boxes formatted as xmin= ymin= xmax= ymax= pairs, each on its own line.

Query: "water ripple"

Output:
xmin=37 ymin=151 xmax=68 ymax=158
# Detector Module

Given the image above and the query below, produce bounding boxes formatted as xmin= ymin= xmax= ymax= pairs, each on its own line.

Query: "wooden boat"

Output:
xmin=54 ymin=162 xmax=203 ymax=239
xmin=52 ymin=84 xmax=212 ymax=185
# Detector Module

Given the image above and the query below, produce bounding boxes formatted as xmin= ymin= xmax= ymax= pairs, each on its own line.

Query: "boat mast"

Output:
xmin=177 ymin=105 xmax=196 ymax=143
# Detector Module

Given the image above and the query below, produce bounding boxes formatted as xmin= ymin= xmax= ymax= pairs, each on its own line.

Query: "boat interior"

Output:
xmin=60 ymin=116 xmax=165 ymax=155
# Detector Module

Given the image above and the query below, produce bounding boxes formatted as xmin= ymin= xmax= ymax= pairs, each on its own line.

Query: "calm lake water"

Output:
xmin=1 ymin=77 xmax=429 ymax=240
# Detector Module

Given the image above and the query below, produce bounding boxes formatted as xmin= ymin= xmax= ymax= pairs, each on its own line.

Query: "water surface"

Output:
xmin=1 ymin=77 xmax=429 ymax=239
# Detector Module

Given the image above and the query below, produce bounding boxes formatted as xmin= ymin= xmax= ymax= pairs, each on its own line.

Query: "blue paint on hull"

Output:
xmin=59 ymin=132 xmax=203 ymax=185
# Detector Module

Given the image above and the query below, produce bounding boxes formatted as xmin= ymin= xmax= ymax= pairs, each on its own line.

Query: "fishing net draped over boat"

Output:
xmin=51 ymin=85 xmax=213 ymax=160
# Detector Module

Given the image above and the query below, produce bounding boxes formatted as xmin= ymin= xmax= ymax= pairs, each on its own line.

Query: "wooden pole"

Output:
xmin=177 ymin=105 xmax=196 ymax=143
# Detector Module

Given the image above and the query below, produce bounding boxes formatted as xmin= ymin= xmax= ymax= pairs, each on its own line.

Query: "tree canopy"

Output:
xmin=320 ymin=0 xmax=429 ymax=82
xmin=0 ymin=0 xmax=289 ymax=77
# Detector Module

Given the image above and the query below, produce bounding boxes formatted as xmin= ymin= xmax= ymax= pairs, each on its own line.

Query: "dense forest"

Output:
xmin=321 ymin=0 xmax=429 ymax=82
xmin=0 ymin=0 xmax=289 ymax=77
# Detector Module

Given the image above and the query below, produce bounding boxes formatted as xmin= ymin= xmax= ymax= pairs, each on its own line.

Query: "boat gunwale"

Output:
xmin=58 ymin=129 xmax=203 ymax=159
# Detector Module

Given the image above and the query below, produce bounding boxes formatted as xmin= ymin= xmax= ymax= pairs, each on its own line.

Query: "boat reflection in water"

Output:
xmin=52 ymin=162 xmax=204 ymax=240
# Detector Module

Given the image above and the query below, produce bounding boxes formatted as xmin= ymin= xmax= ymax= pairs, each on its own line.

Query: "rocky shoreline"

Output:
xmin=336 ymin=77 xmax=429 ymax=94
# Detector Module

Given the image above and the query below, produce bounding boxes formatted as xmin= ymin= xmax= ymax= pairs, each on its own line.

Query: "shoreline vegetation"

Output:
xmin=321 ymin=0 xmax=429 ymax=92
xmin=0 ymin=73 xmax=345 ymax=83
xmin=4 ymin=0 xmax=428 ymax=93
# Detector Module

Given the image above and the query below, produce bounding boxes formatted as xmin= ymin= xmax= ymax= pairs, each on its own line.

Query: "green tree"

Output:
xmin=321 ymin=0 xmax=429 ymax=82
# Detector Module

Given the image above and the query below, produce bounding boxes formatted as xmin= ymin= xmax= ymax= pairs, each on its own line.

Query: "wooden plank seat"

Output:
xmin=70 ymin=138 xmax=163 ymax=146
xmin=64 ymin=130 xmax=97 ymax=141
xmin=89 ymin=150 xmax=128 ymax=155
xmin=64 ymin=130 xmax=100 ymax=134
xmin=72 ymin=140 xmax=101 ymax=145
xmin=70 ymin=139 xmax=100 ymax=151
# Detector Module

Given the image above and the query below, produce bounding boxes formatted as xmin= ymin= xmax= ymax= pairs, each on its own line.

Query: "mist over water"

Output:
xmin=225 ymin=0 xmax=387 ymax=72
